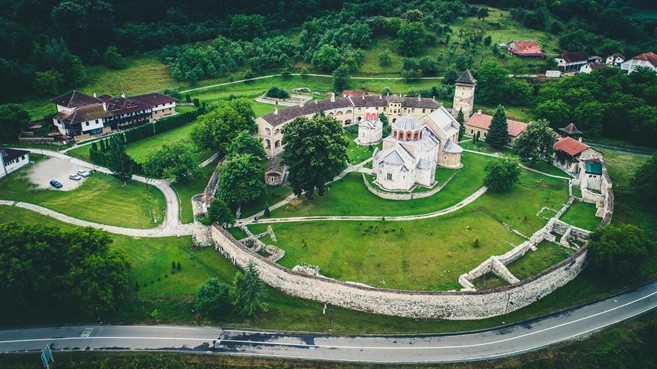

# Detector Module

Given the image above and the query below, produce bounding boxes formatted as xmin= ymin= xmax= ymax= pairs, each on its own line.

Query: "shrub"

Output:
xmin=265 ymin=86 xmax=290 ymax=99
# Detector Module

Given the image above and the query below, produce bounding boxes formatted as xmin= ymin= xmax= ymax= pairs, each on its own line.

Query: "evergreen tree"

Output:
xmin=263 ymin=201 xmax=271 ymax=217
xmin=107 ymin=134 xmax=134 ymax=185
xmin=332 ymin=64 xmax=351 ymax=92
xmin=485 ymin=105 xmax=509 ymax=149
xmin=233 ymin=261 xmax=268 ymax=316
xmin=456 ymin=108 xmax=465 ymax=141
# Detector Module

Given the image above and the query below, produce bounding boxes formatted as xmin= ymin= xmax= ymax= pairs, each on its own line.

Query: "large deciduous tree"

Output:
xmin=332 ymin=64 xmax=351 ymax=92
xmin=485 ymin=105 xmax=509 ymax=149
xmin=228 ymin=131 xmax=267 ymax=164
xmin=281 ymin=114 xmax=349 ymax=199
xmin=233 ymin=260 xmax=268 ymax=316
xmin=397 ymin=21 xmax=426 ymax=57
xmin=143 ymin=141 xmax=199 ymax=183
xmin=483 ymin=157 xmax=520 ymax=192
xmin=208 ymin=198 xmax=235 ymax=227
xmin=0 ymin=223 xmax=130 ymax=321
xmin=0 ymin=104 xmax=30 ymax=142
xmin=588 ymin=225 xmax=655 ymax=282
xmin=107 ymin=134 xmax=134 ymax=185
xmin=534 ymin=99 xmax=571 ymax=129
xmin=191 ymin=99 xmax=256 ymax=156
xmin=312 ymin=44 xmax=342 ymax=72
xmin=195 ymin=278 xmax=230 ymax=318
xmin=217 ymin=154 xmax=265 ymax=207
xmin=514 ymin=119 xmax=557 ymax=166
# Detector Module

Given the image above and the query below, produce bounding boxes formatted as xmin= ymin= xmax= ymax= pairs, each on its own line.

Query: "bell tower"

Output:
xmin=453 ymin=70 xmax=476 ymax=119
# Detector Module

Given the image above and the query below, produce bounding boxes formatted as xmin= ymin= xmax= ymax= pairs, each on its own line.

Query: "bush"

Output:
xmin=483 ymin=157 xmax=520 ymax=192
xmin=265 ymin=86 xmax=290 ymax=99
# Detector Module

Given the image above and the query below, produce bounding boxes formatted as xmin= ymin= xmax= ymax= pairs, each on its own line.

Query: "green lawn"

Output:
xmin=560 ymin=201 xmax=601 ymax=231
xmin=472 ymin=273 xmax=509 ymax=290
xmin=346 ymin=132 xmax=380 ymax=164
xmin=237 ymin=185 xmax=294 ymax=219
xmin=171 ymin=157 xmax=219 ymax=224
xmin=248 ymin=208 xmax=524 ymax=291
xmin=506 ymin=241 xmax=575 ymax=281
xmin=175 ymin=105 xmax=197 ymax=113
xmin=126 ymin=123 xmax=211 ymax=164
xmin=0 ymin=167 xmax=165 ymax=228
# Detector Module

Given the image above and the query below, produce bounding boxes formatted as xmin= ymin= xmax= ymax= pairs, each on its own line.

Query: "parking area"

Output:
xmin=28 ymin=157 xmax=90 ymax=191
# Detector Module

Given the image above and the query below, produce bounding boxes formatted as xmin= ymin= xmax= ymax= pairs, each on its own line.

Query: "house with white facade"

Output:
xmin=0 ymin=149 xmax=30 ymax=178
xmin=580 ymin=61 xmax=606 ymax=74
xmin=356 ymin=107 xmax=383 ymax=145
xmin=621 ymin=52 xmax=657 ymax=74
xmin=605 ymin=53 xmax=625 ymax=67
xmin=555 ymin=52 xmax=589 ymax=73
xmin=51 ymin=91 xmax=177 ymax=139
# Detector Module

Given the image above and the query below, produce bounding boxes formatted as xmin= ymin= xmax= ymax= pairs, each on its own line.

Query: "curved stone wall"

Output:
xmin=361 ymin=171 xmax=459 ymax=201
xmin=212 ymin=225 xmax=587 ymax=320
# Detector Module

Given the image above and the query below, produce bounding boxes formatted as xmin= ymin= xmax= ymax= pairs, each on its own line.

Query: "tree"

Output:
xmin=378 ymin=49 xmax=392 ymax=67
xmin=312 ymin=44 xmax=342 ymax=72
xmin=534 ymin=99 xmax=571 ymax=129
xmin=332 ymin=64 xmax=351 ymax=92
xmin=514 ymin=119 xmax=557 ymax=166
xmin=33 ymin=70 xmax=64 ymax=96
xmin=0 ymin=104 xmax=30 ymax=142
xmin=102 ymin=46 xmax=126 ymax=69
xmin=588 ymin=225 xmax=655 ymax=282
xmin=483 ymin=157 xmax=520 ymax=192
xmin=443 ymin=65 xmax=459 ymax=85
xmin=265 ymin=86 xmax=289 ymax=99
xmin=143 ymin=141 xmax=199 ymax=183
xmin=191 ymin=99 xmax=257 ymax=156
xmin=419 ymin=56 xmax=438 ymax=75
xmin=300 ymin=67 xmax=309 ymax=79
xmin=477 ymin=7 xmax=490 ymax=21
xmin=281 ymin=115 xmax=349 ymax=199
xmin=263 ymin=201 xmax=271 ymax=217
xmin=485 ymin=105 xmax=509 ymax=149
xmin=483 ymin=35 xmax=492 ymax=47
xmin=107 ymin=134 xmax=134 ymax=185
xmin=217 ymin=154 xmax=265 ymax=206
xmin=633 ymin=152 xmax=657 ymax=206
xmin=397 ymin=21 xmax=426 ymax=57
xmin=195 ymin=278 xmax=230 ymax=318
xmin=233 ymin=260 xmax=268 ymax=316
xmin=243 ymin=69 xmax=254 ymax=81
xmin=475 ymin=62 xmax=511 ymax=105
xmin=378 ymin=112 xmax=388 ymax=125
xmin=456 ymin=108 xmax=465 ymax=141
xmin=0 ymin=223 xmax=130 ymax=320
xmin=208 ymin=198 xmax=235 ymax=226
xmin=229 ymin=14 xmax=265 ymax=41
xmin=228 ymin=131 xmax=267 ymax=164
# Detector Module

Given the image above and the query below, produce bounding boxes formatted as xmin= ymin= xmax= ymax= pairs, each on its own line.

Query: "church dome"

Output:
xmin=393 ymin=116 xmax=422 ymax=131
xmin=364 ymin=107 xmax=379 ymax=121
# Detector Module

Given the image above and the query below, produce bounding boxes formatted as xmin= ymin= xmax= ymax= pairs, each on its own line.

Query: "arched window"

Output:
xmin=265 ymin=128 xmax=271 ymax=135
xmin=274 ymin=140 xmax=281 ymax=148
xmin=392 ymin=130 xmax=397 ymax=138
xmin=406 ymin=132 xmax=412 ymax=140
xmin=274 ymin=129 xmax=280 ymax=135
xmin=265 ymin=139 xmax=271 ymax=149
xmin=413 ymin=132 xmax=419 ymax=140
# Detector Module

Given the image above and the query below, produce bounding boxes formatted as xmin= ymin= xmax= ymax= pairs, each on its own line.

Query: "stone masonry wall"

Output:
xmin=361 ymin=171 xmax=459 ymax=200
xmin=211 ymin=225 xmax=587 ymax=320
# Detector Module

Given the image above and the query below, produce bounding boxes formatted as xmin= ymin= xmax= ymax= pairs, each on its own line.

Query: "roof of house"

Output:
xmin=456 ymin=70 xmax=476 ymax=85
xmin=50 ymin=91 xmax=101 ymax=108
xmin=464 ymin=112 xmax=528 ymax=137
xmin=342 ymin=90 xmax=367 ymax=97
xmin=631 ymin=52 xmax=657 ymax=67
xmin=559 ymin=123 xmax=583 ymax=135
xmin=556 ymin=52 xmax=588 ymax=63
xmin=508 ymin=41 xmax=544 ymax=57
xmin=554 ymin=137 xmax=590 ymax=156
xmin=1 ymin=148 xmax=29 ymax=163
xmin=585 ymin=158 xmax=603 ymax=175
xmin=130 ymin=93 xmax=178 ymax=106
xmin=585 ymin=61 xmax=607 ymax=70
xmin=609 ymin=53 xmax=625 ymax=59
xmin=265 ymin=156 xmax=286 ymax=175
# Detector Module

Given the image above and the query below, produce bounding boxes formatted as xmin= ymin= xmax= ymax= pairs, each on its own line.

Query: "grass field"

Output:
xmin=506 ymin=241 xmax=574 ymax=280
xmin=346 ymin=132 xmax=381 ymax=164
xmin=237 ymin=185 xmax=294 ymax=219
xmin=560 ymin=202 xmax=600 ymax=231
xmin=248 ymin=208 xmax=525 ymax=291
xmin=171 ymin=157 xmax=219 ymax=224
xmin=0 ymin=168 xmax=165 ymax=228
xmin=472 ymin=273 xmax=509 ymax=290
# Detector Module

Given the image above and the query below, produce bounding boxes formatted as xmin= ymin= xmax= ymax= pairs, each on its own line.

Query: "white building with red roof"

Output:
xmin=621 ymin=52 xmax=657 ymax=74
xmin=553 ymin=137 xmax=602 ymax=175
xmin=464 ymin=110 xmax=528 ymax=146
xmin=507 ymin=41 xmax=545 ymax=58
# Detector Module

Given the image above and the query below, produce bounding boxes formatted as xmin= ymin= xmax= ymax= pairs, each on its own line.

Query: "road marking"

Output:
xmin=80 ymin=328 xmax=93 ymax=338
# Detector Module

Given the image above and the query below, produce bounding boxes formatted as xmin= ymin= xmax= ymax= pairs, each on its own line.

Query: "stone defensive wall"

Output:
xmin=211 ymin=225 xmax=587 ymax=320
xmin=361 ymin=171 xmax=459 ymax=201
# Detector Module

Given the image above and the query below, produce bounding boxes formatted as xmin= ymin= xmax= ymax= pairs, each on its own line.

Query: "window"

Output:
xmin=95 ymin=119 xmax=99 ymax=123
xmin=386 ymin=173 xmax=392 ymax=180
xmin=422 ymin=109 xmax=426 ymax=113
xmin=470 ymin=129 xmax=474 ymax=134
xmin=85 ymin=122 xmax=89 ymax=126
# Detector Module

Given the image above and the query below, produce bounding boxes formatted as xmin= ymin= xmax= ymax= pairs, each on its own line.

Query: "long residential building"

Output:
xmin=51 ymin=91 xmax=177 ymax=138
xmin=255 ymin=94 xmax=441 ymax=157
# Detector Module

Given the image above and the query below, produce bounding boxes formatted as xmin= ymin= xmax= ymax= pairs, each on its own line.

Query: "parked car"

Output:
xmin=69 ymin=174 xmax=82 ymax=181
xmin=77 ymin=170 xmax=90 ymax=177
xmin=49 ymin=180 xmax=63 ymax=189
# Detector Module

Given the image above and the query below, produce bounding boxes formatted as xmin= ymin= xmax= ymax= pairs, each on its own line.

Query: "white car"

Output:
xmin=77 ymin=170 xmax=90 ymax=177
xmin=69 ymin=174 xmax=82 ymax=181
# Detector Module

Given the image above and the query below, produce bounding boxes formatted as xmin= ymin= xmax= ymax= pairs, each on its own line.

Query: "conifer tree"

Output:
xmin=456 ymin=108 xmax=465 ymax=141
xmin=107 ymin=134 xmax=134 ymax=185
xmin=233 ymin=260 xmax=268 ymax=316
xmin=485 ymin=105 xmax=509 ymax=149
xmin=263 ymin=201 xmax=271 ymax=217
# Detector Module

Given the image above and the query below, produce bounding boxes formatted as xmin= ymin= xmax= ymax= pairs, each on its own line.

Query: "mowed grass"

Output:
xmin=126 ymin=123 xmax=211 ymax=164
xmin=560 ymin=201 xmax=601 ymax=231
xmin=346 ymin=132 xmax=380 ymax=164
xmin=249 ymin=209 xmax=525 ymax=291
xmin=0 ymin=168 xmax=165 ymax=228
xmin=506 ymin=241 xmax=574 ymax=281
xmin=237 ymin=185 xmax=294 ymax=219
xmin=472 ymin=273 xmax=509 ymax=290
xmin=171 ymin=157 xmax=219 ymax=224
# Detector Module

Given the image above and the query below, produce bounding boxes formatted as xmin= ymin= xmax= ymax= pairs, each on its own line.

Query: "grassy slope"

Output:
xmin=0 ymin=168 xmax=165 ymax=228
xmin=171 ymin=157 xmax=219 ymax=224
xmin=560 ymin=201 xmax=600 ymax=231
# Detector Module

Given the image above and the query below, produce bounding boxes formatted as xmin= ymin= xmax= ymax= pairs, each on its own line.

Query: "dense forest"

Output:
xmin=1 ymin=0 xmax=656 ymax=104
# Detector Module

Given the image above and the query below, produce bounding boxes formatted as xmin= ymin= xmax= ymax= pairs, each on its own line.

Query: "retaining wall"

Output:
xmin=211 ymin=225 xmax=587 ymax=320
xmin=361 ymin=170 xmax=459 ymax=200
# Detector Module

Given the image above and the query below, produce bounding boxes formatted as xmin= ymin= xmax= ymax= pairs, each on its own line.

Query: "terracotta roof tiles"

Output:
xmin=554 ymin=137 xmax=590 ymax=156
xmin=464 ymin=112 xmax=528 ymax=137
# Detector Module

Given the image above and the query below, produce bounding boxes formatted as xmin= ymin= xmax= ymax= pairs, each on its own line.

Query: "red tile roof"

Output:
xmin=556 ymin=52 xmax=588 ymax=63
xmin=50 ymin=91 xmax=101 ymax=108
xmin=508 ymin=41 xmax=545 ymax=57
xmin=464 ymin=112 xmax=528 ymax=137
xmin=342 ymin=90 xmax=367 ymax=97
xmin=631 ymin=52 xmax=657 ymax=67
xmin=554 ymin=137 xmax=590 ymax=156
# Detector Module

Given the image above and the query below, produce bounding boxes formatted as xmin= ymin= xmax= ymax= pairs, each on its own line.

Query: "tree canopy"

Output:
xmin=514 ymin=119 xmax=557 ymax=167
xmin=0 ymin=222 xmax=130 ymax=322
xmin=0 ymin=104 xmax=30 ymax=142
xmin=281 ymin=114 xmax=349 ymax=199
xmin=107 ymin=134 xmax=134 ymax=184
xmin=191 ymin=99 xmax=256 ymax=156
xmin=143 ymin=141 xmax=199 ymax=183
xmin=217 ymin=153 xmax=265 ymax=206
xmin=633 ymin=152 xmax=657 ymax=206
xmin=195 ymin=278 xmax=230 ymax=318
xmin=233 ymin=260 xmax=268 ymax=316
xmin=485 ymin=105 xmax=509 ymax=149
xmin=587 ymin=224 xmax=655 ymax=282
xmin=483 ymin=157 xmax=521 ymax=192
xmin=208 ymin=198 xmax=235 ymax=227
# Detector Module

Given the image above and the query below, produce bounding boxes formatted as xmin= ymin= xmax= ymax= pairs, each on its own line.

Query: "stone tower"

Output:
xmin=452 ymin=70 xmax=476 ymax=119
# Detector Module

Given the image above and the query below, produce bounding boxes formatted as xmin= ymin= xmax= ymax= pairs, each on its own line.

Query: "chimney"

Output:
xmin=93 ymin=93 xmax=97 ymax=98
xmin=103 ymin=102 xmax=107 ymax=111
xmin=432 ymin=96 xmax=435 ymax=101
xmin=315 ymin=100 xmax=318 ymax=104
xmin=274 ymin=107 xmax=278 ymax=115
xmin=477 ymin=110 xmax=482 ymax=115
xmin=362 ymin=95 xmax=365 ymax=100
xmin=330 ymin=93 xmax=335 ymax=103
xmin=300 ymin=101 xmax=304 ymax=107
xmin=579 ymin=137 xmax=582 ymax=142
xmin=418 ymin=95 xmax=421 ymax=101
xmin=121 ymin=92 xmax=126 ymax=98
xmin=379 ymin=95 xmax=382 ymax=99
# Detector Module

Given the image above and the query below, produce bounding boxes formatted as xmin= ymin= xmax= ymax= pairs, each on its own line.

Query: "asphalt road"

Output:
xmin=1 ymin=280 xmax=656 ymax=363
